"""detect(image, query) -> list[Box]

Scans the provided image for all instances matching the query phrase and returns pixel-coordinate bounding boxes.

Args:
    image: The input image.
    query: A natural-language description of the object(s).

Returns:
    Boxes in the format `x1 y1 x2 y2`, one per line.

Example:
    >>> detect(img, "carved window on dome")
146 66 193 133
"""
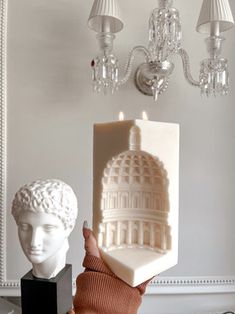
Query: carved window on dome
143 223 150 246
111 177 117 184
166 226 172 250
125 159 131 166
143 176 151 184
144 168 150 176
160 224 167 251
109 192 118 209
132 176 141 184
155 193 167 211
120 176 128 184
132 192 140 209
132 222 138 244
120 192 129 209
101 193 108 210
153 193 160 210
155 224 161 248
105 222 117 247
143 192 151 209
120 222 128 245
109 223 117 247
154 178 164 186
123 167 130 175
164 196 170 212
142 160 149 167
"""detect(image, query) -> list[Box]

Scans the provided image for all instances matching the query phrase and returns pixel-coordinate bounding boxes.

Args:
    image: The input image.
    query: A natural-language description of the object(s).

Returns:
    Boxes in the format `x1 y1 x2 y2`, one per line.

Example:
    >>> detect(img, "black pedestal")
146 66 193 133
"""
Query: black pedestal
21 264 72 314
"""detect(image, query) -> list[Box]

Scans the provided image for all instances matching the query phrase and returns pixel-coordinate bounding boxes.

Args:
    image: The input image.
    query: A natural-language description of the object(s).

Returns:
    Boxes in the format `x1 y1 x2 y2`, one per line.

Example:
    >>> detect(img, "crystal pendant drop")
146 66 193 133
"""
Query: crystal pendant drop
91 52 119 94
91 33 119 94
199 58 229 97
148 4 182 61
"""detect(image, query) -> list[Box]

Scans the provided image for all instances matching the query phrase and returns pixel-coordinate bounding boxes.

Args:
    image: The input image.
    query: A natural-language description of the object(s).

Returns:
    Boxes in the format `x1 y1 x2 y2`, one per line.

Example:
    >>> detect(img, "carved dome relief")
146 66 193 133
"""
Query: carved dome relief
98 126 171 255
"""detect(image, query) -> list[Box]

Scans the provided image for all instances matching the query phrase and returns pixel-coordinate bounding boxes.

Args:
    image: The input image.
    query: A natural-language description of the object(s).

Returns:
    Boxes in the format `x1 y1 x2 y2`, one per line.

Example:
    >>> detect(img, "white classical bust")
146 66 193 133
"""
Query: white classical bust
11 179 78 279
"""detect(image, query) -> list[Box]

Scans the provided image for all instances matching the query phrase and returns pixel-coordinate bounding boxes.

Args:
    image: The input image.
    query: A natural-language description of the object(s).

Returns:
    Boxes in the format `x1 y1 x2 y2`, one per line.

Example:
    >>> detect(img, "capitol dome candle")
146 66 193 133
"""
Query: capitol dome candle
93 119 179 287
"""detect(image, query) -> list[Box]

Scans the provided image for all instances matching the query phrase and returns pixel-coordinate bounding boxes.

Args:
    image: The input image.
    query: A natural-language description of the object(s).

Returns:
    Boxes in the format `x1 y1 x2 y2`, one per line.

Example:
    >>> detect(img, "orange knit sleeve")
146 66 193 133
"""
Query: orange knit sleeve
72 255 152 314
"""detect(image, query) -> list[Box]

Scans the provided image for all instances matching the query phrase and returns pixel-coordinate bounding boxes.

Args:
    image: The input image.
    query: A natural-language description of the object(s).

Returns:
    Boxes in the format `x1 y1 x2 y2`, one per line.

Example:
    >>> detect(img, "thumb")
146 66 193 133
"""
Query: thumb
83 221 100 258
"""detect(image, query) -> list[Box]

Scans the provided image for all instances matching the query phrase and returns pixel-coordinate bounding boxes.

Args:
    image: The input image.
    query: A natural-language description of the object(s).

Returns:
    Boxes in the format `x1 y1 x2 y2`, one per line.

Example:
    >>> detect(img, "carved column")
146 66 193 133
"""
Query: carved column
127 221 132 245
161 224 166 251
116 221 121 246
150 223 155 248
105 222 110 247
138 221 144 245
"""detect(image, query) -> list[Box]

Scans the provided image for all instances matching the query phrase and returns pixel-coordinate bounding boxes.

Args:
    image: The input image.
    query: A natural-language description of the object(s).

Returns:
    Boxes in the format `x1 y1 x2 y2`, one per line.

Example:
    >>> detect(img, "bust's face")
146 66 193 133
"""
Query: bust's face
18 211 68 265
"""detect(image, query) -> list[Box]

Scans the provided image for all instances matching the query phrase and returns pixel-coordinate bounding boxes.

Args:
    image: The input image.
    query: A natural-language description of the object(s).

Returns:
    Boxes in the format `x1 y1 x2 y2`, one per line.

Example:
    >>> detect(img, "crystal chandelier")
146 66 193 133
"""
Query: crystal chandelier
88 0 234 101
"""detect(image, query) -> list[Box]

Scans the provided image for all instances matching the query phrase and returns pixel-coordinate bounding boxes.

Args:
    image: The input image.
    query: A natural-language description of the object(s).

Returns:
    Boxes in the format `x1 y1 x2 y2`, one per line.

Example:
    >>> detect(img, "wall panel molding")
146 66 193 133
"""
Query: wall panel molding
1 276 235 296
0 0 7 289
147 276 235 294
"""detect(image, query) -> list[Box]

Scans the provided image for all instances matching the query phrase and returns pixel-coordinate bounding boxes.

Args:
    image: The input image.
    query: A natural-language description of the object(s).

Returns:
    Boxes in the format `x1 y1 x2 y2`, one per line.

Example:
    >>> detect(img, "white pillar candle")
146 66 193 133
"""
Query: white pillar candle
93 119 179 287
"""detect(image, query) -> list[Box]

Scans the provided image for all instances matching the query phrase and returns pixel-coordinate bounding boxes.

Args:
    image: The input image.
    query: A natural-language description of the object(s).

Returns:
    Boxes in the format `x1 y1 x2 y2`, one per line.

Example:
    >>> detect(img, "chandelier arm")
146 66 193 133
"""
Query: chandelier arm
177 48 200 87
118 46 151 86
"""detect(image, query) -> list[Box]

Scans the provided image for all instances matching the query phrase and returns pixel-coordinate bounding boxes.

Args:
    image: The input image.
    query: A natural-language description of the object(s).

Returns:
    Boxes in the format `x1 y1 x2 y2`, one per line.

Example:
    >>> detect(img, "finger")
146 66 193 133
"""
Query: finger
83 221 101 258
67 310 75 314
82 220 91 239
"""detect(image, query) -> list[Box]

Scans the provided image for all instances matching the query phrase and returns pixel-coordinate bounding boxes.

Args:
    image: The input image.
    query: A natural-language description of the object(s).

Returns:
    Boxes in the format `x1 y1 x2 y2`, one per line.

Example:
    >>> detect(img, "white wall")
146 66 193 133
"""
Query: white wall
3 0 235 313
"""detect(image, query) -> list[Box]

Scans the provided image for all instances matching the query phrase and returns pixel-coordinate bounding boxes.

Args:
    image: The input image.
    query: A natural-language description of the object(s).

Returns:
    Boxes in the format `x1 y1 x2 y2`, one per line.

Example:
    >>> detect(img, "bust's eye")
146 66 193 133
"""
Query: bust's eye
43 225 58 232
19 223 30 231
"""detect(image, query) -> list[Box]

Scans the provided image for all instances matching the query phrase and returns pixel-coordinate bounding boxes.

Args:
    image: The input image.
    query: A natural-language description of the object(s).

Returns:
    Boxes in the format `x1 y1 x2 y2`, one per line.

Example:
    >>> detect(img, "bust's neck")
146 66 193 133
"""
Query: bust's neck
32 240 69 279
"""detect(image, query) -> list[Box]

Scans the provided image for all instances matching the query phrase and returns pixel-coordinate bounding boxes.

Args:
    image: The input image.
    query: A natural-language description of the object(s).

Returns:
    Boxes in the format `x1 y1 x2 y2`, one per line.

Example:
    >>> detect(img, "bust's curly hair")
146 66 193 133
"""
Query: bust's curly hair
11 179 78 230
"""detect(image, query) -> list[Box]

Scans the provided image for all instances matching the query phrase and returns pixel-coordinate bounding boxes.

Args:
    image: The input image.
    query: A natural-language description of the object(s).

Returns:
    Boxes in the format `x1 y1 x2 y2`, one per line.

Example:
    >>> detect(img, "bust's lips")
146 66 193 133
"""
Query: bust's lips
28 249 43 255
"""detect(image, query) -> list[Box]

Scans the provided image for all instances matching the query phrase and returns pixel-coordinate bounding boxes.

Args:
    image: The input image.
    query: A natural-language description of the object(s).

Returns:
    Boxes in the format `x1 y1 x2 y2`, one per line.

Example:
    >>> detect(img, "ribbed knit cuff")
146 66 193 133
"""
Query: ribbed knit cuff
73 255 144 314
82 255 116 277
82 254 152 294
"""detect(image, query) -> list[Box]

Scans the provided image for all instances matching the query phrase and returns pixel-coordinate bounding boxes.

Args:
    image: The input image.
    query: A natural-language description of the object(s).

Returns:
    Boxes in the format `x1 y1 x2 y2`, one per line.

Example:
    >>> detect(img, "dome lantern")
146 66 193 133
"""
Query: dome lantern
129 125 141 151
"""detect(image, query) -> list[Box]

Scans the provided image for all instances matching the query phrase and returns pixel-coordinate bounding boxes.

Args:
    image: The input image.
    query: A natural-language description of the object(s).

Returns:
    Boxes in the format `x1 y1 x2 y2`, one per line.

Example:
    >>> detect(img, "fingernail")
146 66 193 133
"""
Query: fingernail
83 220 88 229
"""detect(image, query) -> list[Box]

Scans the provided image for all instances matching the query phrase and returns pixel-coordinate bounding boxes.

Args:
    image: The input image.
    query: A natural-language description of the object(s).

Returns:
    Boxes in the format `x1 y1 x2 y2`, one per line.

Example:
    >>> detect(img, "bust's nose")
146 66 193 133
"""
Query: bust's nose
30 227 43 248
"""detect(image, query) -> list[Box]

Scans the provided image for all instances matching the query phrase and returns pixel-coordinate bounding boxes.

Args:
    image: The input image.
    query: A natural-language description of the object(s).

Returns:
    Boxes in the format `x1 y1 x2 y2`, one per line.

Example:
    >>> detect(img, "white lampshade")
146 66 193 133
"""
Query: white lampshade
196 0 234 34
88 0 124 33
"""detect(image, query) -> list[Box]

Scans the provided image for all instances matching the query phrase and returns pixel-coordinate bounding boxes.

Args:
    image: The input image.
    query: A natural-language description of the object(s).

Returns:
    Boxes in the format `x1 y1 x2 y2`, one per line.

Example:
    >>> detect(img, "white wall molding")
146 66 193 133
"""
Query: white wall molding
1 276 235 296
0 0 7 290
147 276 235 295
